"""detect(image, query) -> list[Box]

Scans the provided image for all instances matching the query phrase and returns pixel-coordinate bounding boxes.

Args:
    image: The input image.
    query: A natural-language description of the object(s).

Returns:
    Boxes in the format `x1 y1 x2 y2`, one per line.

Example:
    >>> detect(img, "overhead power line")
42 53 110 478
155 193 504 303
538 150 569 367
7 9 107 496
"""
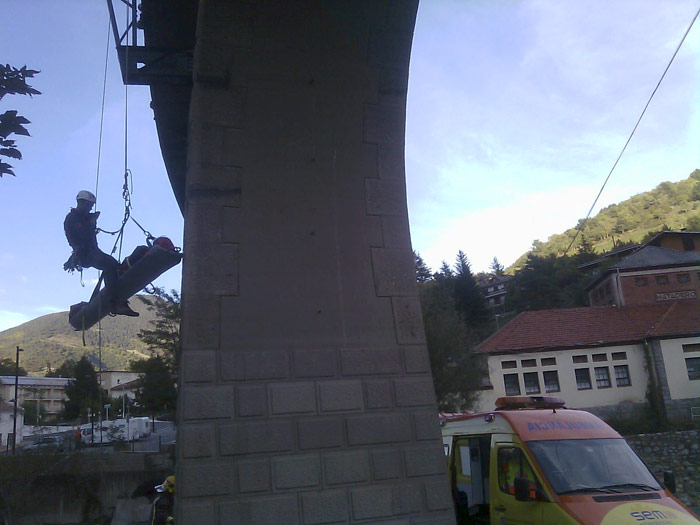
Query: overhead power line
564 4 700 257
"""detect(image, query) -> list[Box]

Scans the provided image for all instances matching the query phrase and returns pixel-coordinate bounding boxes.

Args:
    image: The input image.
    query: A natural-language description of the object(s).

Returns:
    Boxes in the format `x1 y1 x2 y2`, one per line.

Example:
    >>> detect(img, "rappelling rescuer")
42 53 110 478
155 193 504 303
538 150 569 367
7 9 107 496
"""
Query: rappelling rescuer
63 190 139 317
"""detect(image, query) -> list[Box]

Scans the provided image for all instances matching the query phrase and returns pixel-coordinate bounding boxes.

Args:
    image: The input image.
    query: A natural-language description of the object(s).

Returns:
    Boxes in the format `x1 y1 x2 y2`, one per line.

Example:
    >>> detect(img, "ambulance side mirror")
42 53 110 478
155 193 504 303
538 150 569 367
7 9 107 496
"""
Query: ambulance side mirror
663 471 676 494
514 477 531 502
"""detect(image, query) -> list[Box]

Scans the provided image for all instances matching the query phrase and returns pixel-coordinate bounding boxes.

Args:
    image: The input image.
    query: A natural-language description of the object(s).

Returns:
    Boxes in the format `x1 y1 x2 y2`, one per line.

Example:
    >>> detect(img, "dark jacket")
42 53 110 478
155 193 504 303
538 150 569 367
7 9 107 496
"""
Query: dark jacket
64 208 99 257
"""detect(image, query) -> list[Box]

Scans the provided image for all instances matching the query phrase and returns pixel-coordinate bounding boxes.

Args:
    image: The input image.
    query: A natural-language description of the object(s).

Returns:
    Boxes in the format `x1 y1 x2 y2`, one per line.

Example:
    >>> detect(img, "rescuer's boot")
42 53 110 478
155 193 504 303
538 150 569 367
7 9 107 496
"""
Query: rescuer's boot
111 301 139 317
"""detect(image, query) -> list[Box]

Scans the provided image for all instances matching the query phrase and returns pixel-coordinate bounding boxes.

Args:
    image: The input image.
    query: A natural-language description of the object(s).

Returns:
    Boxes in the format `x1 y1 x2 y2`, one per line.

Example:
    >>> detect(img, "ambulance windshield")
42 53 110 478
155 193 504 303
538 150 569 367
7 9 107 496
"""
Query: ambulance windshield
527 438 661 494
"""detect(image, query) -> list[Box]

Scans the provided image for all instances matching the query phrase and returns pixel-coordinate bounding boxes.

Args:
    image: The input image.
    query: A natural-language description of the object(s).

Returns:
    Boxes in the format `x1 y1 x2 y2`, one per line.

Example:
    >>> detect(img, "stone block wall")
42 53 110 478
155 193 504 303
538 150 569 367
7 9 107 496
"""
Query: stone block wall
176 1 454 523
627 430 700 509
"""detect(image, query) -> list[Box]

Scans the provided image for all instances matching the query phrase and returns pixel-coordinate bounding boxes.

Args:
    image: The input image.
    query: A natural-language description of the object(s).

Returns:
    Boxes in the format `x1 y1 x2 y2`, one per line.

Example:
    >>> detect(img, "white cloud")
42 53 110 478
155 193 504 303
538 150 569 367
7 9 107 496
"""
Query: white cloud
0 311 30 332
411 183 632 274
34 306 64 315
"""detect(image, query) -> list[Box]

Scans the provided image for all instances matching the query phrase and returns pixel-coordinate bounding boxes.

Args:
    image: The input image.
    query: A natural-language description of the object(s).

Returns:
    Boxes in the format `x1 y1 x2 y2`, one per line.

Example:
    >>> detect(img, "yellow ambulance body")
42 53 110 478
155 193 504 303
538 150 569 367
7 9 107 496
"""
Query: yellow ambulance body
441 396 699 525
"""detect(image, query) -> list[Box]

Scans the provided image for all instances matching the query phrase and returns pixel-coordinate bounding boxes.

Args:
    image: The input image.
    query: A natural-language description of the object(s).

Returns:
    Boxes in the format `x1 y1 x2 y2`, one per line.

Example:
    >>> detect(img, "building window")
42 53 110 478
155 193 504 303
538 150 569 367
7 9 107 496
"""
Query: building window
686 357 700 381
655 275 669 286
541 357 556 366
682 237 695 251
614 365 631 387
594 367 612 388
677 273 690 284
575 369 592 390
592 353 607 362
573 355 588 364
504 374 521 396
543 371 560 393
523 372 540 394
682 344 700 353
634 277 648 287
501 360 517 369
611 352 627 361
521 359 537 368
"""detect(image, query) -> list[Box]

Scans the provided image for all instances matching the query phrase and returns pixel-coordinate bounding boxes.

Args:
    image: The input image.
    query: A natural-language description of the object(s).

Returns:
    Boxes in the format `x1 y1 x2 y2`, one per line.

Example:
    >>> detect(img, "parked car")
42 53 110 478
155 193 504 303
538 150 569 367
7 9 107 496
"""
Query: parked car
22 434 66 454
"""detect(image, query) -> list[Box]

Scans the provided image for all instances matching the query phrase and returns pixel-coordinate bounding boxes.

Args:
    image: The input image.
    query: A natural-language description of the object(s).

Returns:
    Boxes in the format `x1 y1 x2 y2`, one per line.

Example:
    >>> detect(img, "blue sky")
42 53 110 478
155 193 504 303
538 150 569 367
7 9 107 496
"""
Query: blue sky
1 1 699 331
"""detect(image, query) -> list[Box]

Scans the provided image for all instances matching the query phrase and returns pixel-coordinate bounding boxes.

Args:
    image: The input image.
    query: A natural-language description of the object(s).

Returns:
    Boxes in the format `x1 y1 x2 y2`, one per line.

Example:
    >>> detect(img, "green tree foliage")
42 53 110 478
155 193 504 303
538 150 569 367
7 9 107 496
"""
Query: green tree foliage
62 356 101 422
137 288 181 375
414 251 433 283
416 250 492 410
489 257 505 276
686 213 700 232
21 398 47 426
109 393 134 419
506 252 597 312
134 355 177 419
0 64 40 177
452 251 490 339
437 260 453 280
419 282 487 411
0 357 27 376
45 358 77 378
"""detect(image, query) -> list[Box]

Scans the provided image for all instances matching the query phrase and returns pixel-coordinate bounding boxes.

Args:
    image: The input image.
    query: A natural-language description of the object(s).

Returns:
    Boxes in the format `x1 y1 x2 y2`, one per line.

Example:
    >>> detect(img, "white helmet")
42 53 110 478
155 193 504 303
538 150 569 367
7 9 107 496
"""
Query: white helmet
76 190 96 203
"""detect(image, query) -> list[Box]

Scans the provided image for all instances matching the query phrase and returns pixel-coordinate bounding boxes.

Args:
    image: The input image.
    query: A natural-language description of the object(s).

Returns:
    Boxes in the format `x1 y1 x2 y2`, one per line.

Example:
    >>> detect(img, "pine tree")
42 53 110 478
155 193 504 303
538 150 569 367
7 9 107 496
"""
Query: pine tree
414 251 433 283
452 251 490 338
489 256 505 276
437 260 453 280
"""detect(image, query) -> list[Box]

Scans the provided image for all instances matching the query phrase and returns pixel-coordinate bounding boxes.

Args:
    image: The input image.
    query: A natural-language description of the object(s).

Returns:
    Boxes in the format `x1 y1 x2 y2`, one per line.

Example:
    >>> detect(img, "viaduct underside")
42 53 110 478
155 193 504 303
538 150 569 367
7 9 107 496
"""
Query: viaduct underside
144 1 453 522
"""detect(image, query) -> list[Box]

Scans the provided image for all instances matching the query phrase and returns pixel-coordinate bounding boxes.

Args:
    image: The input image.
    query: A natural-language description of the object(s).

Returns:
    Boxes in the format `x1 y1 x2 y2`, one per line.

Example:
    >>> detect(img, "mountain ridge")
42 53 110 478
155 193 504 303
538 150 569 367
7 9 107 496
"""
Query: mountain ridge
510 169 700 270
0 296 158 375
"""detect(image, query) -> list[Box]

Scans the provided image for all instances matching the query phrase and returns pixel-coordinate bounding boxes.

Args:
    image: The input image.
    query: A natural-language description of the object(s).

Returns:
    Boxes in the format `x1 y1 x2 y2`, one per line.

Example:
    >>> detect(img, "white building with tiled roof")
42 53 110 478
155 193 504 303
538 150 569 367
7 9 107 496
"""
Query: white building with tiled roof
475 302 700 423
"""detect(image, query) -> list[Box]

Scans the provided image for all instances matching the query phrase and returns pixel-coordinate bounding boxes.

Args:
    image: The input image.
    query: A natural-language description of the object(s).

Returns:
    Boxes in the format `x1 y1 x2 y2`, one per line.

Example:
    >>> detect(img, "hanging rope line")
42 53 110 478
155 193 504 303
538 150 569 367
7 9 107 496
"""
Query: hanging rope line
94 19 111 209
563 4 700 257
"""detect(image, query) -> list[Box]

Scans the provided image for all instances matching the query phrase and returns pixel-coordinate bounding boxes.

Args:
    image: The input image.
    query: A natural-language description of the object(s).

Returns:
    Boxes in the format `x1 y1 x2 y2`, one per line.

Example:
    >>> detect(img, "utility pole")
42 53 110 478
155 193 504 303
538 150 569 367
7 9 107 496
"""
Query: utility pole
12 346 23 455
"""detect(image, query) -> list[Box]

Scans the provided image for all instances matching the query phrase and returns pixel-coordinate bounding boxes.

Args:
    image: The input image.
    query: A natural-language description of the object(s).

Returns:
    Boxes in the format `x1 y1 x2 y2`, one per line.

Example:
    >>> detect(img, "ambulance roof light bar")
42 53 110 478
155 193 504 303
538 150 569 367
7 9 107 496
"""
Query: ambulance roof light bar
495 396 566 410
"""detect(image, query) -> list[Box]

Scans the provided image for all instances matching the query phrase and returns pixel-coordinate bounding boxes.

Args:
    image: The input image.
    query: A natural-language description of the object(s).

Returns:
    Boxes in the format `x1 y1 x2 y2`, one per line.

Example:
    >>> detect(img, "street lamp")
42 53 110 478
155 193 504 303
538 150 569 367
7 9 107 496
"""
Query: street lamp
12 346 23 455
117 378 126 418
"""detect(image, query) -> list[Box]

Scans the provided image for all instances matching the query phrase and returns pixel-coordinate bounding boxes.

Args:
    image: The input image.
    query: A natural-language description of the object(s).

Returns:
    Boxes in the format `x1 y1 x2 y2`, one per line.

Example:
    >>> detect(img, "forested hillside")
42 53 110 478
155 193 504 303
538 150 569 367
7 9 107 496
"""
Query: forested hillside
511 169 700 270
0 296 157 374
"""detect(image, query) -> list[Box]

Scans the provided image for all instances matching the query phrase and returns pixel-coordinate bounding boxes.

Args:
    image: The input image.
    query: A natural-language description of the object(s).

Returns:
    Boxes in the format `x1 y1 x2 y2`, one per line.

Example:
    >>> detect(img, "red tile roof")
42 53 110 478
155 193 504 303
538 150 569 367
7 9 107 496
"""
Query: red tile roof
478 302 700 354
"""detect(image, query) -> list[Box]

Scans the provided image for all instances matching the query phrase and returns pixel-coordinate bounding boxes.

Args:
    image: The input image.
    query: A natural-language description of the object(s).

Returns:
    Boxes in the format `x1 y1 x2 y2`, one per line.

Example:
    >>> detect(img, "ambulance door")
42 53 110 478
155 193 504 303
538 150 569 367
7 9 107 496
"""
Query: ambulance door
452 437 489 523
490 444 544 525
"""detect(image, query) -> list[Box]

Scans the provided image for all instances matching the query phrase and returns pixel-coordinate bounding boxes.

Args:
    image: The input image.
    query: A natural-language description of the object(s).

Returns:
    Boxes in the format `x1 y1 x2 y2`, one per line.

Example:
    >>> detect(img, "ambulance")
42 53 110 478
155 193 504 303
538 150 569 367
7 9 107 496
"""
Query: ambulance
441 396 699 524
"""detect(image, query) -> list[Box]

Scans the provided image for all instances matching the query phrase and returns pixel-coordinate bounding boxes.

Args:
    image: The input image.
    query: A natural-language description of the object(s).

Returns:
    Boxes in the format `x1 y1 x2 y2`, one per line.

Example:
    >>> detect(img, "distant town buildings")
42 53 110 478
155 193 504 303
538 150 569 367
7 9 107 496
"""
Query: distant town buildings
586 246 700 307
0 376 70 420
477 274 513 312
476 231 700 424
0 370 142 423
586 231 700 307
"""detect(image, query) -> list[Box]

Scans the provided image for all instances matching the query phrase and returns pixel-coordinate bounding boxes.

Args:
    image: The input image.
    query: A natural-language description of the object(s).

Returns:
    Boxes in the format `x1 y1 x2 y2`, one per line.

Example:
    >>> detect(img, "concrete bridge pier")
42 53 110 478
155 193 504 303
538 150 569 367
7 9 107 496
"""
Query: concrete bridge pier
176 1 453 522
